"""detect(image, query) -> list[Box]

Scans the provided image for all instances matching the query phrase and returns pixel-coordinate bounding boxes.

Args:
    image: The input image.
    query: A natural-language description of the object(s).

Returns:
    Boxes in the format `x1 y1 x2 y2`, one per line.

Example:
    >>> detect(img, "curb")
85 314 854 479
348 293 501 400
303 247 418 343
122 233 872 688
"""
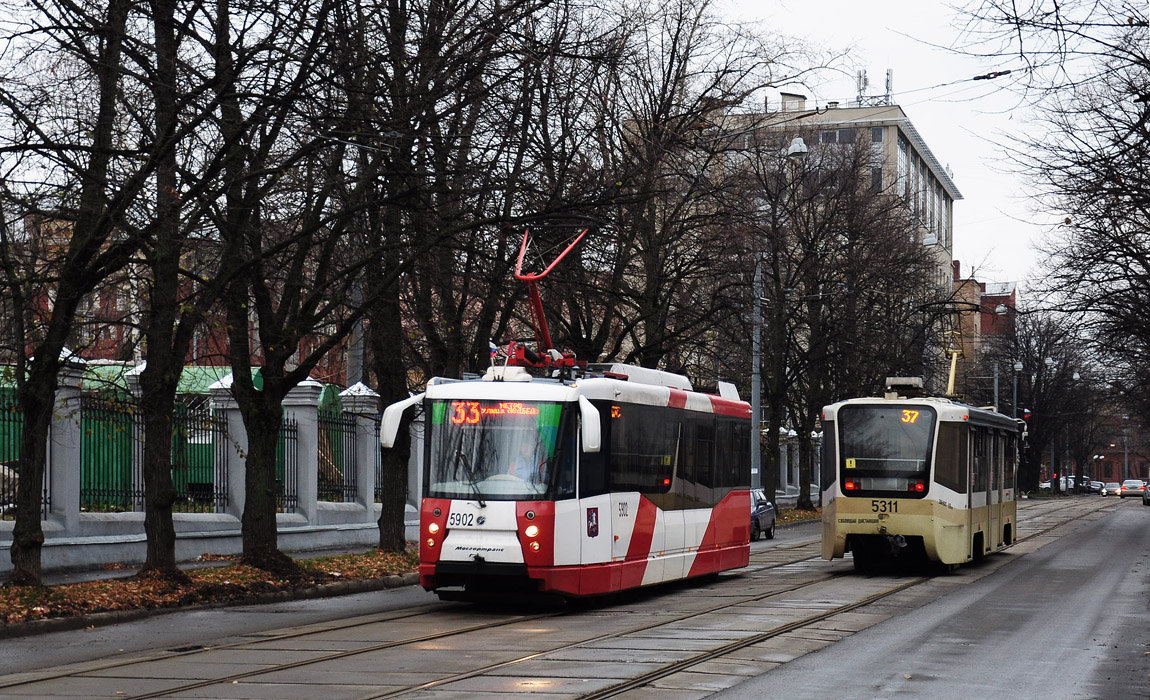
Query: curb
0 571 420 640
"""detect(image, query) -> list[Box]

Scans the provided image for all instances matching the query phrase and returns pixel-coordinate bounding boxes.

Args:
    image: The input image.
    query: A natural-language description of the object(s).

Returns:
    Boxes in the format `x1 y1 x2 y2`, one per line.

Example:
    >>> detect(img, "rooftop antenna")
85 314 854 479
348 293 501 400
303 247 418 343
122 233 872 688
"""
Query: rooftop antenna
885 69 894 103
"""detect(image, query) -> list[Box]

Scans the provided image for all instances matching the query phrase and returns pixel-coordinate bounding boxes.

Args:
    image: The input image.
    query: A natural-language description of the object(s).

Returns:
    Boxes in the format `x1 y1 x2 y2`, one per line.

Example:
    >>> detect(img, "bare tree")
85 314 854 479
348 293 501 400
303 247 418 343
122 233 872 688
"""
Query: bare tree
958 1 1150 430
0 0 153 585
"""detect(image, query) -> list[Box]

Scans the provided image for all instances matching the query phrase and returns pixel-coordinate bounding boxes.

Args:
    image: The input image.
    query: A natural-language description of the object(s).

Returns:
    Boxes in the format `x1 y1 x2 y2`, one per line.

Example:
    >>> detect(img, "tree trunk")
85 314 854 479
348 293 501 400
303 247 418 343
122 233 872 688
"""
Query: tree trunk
8 385 53 586
138 369 183 578
796 430 815 511
239 395 296 574
369 262 412 553
138 0 184 580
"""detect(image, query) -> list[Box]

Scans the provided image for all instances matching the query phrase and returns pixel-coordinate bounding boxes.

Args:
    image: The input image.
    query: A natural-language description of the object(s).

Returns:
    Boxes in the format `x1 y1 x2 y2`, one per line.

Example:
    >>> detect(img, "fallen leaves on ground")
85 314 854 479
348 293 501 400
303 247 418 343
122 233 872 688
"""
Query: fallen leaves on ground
0 548 419 626
777 506 821 524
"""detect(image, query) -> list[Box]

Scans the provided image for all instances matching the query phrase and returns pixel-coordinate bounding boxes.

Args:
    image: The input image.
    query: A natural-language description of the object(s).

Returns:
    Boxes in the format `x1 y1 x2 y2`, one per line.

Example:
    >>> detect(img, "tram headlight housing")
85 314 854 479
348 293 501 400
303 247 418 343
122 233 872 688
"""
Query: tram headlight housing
524 524 539 538
428 522 440 534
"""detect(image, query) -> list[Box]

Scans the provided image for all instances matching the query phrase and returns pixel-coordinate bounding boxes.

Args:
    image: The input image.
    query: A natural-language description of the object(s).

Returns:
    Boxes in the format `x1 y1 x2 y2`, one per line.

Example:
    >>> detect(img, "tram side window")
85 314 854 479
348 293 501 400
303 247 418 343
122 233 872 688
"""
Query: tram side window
579 409 609 498
971 428 988 492
679 421 698 485
695 421 715 487
934 423 967 492
992 432 1003 490
714 419 750 490
1004 434 1017 489
607 404 679 494
820 420 836 488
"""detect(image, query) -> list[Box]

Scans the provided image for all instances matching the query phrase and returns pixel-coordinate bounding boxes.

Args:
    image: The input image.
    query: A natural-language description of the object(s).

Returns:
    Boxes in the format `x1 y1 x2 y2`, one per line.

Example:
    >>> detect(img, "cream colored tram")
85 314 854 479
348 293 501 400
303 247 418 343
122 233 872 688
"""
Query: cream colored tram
820 391 1024 571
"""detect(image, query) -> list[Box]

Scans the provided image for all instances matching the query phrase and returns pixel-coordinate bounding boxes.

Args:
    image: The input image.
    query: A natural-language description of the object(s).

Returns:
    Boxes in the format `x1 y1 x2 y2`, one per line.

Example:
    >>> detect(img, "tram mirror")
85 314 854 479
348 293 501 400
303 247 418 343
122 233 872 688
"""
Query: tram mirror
579 396 601 453
380 393 425 448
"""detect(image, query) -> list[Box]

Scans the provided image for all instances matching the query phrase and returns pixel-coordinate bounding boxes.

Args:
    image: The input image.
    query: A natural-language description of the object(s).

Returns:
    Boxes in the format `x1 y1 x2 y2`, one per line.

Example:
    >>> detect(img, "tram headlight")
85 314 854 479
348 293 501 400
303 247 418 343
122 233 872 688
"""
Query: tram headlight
530 541 541 551
428 522 440 534
426 538 436 548
524 525 539 538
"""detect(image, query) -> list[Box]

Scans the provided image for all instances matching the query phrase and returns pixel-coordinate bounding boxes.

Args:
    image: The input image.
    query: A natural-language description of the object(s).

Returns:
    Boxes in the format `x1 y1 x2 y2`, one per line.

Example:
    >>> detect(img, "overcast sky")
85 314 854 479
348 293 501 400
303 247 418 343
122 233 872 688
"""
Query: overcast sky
723 0 1056 294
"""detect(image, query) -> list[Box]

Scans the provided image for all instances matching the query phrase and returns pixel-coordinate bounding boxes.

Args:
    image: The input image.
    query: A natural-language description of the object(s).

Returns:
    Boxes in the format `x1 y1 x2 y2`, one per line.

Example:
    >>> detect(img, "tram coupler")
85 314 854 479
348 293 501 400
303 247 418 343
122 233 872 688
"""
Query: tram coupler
879 528 908 558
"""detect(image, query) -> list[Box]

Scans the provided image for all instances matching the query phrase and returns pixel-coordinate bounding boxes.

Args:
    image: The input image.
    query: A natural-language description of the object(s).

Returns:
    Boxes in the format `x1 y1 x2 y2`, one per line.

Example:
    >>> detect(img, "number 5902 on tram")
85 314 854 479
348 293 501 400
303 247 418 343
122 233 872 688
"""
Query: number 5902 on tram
820 386 1025 571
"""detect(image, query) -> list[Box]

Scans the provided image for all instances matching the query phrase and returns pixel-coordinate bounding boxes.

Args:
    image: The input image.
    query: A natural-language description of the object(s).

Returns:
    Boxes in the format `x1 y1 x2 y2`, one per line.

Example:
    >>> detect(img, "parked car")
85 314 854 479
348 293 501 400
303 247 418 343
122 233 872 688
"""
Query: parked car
1143 484 1150 506
1119 479 1146 498
1101 482 1122 496
750 488 776 541
1039 476 1072 491
1089 481 1104 493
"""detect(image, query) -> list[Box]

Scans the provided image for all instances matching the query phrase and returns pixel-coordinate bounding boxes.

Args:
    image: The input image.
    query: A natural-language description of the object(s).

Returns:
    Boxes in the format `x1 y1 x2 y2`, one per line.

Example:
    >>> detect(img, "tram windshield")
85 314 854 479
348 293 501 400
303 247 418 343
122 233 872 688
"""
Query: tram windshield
837 405 936 496
425 399 576 501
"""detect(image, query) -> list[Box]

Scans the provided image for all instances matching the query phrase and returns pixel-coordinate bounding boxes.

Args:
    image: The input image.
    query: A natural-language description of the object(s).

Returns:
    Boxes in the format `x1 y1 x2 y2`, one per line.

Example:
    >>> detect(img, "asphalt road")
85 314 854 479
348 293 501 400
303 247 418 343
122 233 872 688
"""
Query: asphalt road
713 500 1150 700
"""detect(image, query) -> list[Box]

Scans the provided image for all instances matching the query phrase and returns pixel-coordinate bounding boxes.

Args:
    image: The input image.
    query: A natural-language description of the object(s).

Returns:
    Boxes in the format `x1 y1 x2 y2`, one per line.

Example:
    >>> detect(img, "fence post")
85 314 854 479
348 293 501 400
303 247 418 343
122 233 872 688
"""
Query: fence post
208 375 247 519
49 356 85 533
340 382 379 522
283 380 322 524
124 363 145 511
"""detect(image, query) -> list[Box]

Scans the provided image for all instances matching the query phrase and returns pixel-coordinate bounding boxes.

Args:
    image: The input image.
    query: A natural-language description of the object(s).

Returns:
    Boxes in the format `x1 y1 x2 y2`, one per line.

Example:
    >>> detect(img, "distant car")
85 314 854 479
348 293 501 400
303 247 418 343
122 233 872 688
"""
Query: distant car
1089 481 1104 493
750 488 776 541
1101 482 1122 496
1119 479 1146 498
1039 477 1071 491
1143 484 1150 506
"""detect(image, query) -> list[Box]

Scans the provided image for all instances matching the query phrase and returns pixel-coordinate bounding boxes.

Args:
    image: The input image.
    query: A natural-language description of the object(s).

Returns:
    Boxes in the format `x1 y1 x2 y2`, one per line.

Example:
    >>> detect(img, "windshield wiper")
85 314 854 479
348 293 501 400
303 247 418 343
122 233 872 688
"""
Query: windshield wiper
454 447 486 508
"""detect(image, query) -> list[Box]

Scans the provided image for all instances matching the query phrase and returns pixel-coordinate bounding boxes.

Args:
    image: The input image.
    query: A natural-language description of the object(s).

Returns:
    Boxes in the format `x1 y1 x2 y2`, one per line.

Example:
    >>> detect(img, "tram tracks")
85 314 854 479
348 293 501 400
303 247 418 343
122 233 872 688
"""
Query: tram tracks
0 551 842 699
0 498 1119 700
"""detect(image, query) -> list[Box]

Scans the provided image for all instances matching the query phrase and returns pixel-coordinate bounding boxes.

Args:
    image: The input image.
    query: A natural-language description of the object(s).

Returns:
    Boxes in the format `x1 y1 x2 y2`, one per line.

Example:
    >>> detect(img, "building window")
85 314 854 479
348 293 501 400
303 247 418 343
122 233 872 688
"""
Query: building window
871 166 883 192
871 127 883 143
897 136 908 198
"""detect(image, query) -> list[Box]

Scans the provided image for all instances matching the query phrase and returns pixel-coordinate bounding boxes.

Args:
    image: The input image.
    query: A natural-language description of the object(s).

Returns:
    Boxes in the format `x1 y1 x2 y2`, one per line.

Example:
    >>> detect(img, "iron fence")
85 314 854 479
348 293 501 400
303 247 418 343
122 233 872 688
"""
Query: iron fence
276 417 299 513
81 396 230 513
80 396 141 511
171 405 228 513
318 412 358 502
0 395 50 517
374 420 383 503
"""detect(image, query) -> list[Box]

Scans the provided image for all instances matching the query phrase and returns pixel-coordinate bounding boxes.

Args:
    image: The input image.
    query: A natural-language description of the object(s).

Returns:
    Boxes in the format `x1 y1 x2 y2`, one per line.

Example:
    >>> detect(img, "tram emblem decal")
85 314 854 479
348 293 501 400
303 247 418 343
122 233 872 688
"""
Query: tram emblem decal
587 507 599 537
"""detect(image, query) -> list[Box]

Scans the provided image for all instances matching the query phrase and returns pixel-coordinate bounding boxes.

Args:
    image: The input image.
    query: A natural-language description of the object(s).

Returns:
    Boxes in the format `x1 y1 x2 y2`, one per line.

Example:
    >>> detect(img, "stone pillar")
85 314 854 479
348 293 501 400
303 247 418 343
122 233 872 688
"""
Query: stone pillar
778 433 791 494
283 380 322 524
208 375 247 519
340 382 380 521
48 357 86 533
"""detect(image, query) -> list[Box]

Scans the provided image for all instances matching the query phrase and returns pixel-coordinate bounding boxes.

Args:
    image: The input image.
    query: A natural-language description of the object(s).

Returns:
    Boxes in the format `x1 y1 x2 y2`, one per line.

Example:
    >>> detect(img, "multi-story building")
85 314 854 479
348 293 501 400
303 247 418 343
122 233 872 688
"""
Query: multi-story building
952 260 1018 406
771 92 962 291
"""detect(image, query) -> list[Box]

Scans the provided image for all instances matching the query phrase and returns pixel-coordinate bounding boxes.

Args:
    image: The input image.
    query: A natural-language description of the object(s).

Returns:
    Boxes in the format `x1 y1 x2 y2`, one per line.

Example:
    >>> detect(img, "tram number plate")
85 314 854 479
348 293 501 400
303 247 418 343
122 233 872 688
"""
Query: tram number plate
870 500 898 514
447 512 476 527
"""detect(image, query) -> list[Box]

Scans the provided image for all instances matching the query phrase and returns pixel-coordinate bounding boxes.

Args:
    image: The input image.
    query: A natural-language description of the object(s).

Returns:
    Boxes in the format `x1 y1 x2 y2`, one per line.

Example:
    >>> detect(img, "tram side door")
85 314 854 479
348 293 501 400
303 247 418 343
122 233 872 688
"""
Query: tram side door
966 427 974 561
988 431 1002 548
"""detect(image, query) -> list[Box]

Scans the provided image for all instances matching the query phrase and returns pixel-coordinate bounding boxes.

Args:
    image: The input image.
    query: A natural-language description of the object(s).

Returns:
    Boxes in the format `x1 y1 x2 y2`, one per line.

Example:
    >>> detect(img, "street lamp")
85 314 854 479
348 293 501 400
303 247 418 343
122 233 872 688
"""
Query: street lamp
1012 360 1023 418
751 136 807 489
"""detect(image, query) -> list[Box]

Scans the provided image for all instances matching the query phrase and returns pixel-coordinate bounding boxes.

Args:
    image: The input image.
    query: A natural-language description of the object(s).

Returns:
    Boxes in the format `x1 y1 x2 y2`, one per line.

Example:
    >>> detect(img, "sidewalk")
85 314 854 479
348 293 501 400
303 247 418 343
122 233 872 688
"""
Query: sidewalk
39 543 383 586
3 545 420 640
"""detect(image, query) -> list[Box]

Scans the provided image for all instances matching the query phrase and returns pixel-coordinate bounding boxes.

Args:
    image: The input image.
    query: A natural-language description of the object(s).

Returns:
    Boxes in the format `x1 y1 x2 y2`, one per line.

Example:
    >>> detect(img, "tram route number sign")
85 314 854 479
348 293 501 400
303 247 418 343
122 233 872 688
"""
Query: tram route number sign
450 400 540 424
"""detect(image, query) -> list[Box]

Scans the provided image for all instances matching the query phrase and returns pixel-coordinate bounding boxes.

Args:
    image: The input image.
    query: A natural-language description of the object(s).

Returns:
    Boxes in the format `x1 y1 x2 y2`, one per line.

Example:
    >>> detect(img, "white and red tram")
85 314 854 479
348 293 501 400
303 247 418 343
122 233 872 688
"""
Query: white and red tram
381 363 752 599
